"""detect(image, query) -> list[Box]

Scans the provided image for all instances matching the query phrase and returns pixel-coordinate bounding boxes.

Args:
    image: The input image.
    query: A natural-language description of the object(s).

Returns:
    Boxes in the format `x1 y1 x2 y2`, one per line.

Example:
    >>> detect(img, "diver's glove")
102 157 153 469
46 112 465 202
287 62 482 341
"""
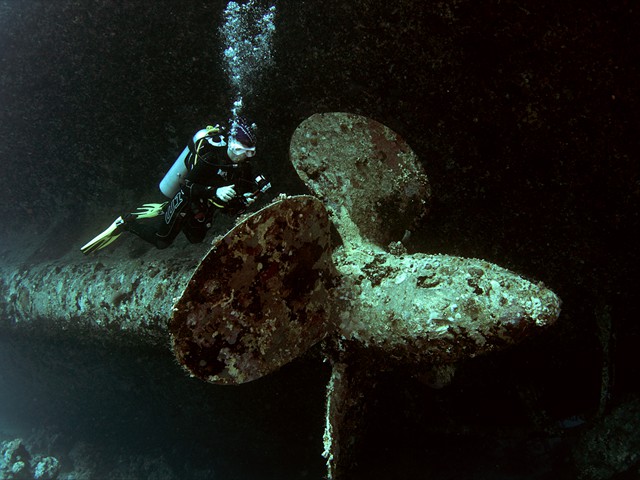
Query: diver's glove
242 193 257 206
216 185 236 202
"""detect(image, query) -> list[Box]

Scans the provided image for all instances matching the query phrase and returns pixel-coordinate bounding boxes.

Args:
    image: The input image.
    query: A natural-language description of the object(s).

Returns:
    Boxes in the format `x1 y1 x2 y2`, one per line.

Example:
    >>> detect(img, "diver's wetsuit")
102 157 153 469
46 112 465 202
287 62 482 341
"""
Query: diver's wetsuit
127 133 255 249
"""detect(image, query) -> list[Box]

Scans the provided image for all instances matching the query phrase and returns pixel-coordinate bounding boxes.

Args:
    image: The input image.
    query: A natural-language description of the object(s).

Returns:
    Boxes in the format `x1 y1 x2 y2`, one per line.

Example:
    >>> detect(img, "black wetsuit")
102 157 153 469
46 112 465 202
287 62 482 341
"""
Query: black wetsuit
127 133 255 249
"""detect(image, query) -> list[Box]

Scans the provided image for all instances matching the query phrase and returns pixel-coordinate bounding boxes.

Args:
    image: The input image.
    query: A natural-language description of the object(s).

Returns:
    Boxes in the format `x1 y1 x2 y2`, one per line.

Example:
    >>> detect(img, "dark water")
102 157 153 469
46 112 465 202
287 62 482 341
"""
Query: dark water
0 331 327 479
1 0 639 479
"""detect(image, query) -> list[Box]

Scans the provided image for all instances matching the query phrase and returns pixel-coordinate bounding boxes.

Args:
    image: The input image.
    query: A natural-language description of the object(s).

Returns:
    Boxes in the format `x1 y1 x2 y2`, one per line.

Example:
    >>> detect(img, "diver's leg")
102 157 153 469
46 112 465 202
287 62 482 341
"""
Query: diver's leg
182 219 207 244
182 208 214 244
125 218 177 249
127 189 187 249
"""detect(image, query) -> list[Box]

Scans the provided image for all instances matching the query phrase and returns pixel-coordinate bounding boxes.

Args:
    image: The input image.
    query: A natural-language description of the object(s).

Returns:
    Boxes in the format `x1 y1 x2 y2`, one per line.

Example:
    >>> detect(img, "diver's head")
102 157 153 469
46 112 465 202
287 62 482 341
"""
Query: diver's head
227 117 257 163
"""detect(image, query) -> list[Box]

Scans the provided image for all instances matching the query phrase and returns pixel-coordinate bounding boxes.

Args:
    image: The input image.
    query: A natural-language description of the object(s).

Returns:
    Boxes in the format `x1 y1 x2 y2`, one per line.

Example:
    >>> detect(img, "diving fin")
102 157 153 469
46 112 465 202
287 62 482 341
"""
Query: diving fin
80 216 126 255
81 203 166 254
133 203 166 219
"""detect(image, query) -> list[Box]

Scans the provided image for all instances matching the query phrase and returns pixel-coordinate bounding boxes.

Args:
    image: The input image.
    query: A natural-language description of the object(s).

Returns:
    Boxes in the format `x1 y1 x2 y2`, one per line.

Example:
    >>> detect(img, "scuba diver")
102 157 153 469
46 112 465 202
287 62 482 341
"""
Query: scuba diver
81 118 271 254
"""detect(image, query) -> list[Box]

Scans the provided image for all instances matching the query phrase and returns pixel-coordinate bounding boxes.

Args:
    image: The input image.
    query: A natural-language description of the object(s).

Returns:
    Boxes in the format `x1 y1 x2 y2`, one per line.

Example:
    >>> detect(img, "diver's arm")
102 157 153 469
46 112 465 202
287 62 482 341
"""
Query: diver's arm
185 182 235 203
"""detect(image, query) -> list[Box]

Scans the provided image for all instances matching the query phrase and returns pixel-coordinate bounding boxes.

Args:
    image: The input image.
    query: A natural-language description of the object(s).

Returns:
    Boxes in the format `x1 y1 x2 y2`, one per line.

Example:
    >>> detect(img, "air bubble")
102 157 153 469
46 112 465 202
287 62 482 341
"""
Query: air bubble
221 1 277 116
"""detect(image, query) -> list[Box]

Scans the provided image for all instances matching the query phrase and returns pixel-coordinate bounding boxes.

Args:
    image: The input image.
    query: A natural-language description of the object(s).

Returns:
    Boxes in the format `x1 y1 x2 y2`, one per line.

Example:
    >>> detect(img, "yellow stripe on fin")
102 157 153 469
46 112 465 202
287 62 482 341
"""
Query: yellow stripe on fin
132 203 167 219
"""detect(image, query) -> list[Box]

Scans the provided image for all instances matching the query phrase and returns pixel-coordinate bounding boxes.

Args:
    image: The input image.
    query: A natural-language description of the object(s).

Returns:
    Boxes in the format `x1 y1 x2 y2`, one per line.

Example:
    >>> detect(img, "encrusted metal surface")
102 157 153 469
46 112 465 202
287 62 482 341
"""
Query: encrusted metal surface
321 246 561 479
333 247 561 364
289 113 562 480
170 195 338 385
0 110 564 480
290 112 431 247
0 250 193 347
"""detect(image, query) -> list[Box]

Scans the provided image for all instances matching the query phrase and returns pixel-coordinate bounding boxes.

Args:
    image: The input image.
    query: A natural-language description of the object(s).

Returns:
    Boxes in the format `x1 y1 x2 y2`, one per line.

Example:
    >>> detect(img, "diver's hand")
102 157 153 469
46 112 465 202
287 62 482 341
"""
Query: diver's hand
216 185 236 202
243 193 257 205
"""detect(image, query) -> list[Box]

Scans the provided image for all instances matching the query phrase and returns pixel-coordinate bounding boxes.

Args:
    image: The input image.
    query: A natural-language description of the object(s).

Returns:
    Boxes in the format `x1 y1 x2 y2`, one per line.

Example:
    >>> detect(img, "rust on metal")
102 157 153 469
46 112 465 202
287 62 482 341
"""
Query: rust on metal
170 195 338 385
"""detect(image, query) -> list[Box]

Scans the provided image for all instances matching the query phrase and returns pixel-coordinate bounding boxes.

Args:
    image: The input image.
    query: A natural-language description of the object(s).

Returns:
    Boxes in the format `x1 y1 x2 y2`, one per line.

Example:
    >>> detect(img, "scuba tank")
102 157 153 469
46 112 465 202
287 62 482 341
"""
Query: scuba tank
159 126 225 198
159 145 189 198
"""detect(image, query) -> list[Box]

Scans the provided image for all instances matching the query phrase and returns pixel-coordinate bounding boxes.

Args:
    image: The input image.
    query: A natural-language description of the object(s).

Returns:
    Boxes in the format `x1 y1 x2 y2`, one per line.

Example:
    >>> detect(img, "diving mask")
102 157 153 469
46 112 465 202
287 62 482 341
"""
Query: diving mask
228 138 256 158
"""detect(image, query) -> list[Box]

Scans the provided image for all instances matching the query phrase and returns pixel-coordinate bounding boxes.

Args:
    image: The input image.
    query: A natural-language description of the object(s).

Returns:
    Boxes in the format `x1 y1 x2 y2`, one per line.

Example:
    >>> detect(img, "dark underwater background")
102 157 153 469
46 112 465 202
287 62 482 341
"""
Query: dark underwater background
0 0 638 479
